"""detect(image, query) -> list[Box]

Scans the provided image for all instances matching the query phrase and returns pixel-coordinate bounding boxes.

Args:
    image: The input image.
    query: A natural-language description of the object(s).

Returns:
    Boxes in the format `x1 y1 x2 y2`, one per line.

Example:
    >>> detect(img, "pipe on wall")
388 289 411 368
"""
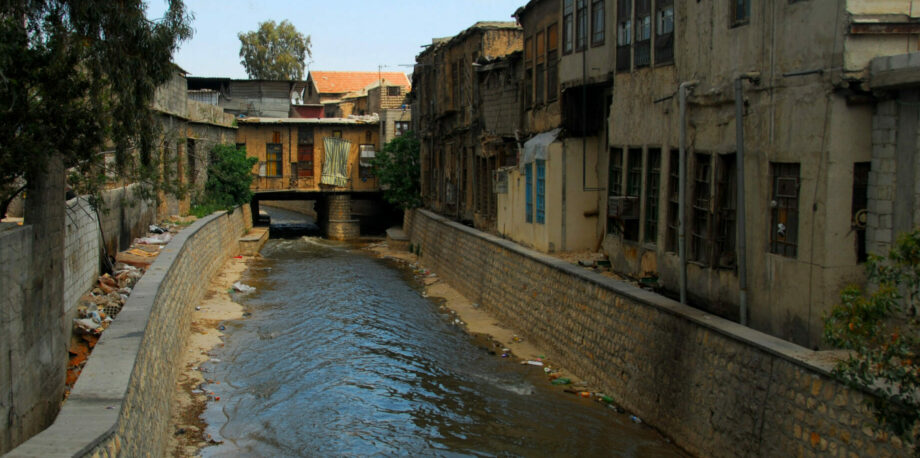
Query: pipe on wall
678 81 698 305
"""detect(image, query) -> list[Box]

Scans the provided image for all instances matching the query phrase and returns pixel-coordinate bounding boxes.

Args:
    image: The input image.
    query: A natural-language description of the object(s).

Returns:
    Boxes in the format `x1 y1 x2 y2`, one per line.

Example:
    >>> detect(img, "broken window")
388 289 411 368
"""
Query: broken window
715 154 737 268
691 153 712 264
634 0 651 68
616 0 631 72
576 0 588 51
608 147 624 234
655 0 674 65
563 0 574 54
644 148 661 244
591 0 605 46
623 148 643 241
266 143 283 177
769 162 799 258
852 162 870 263
666 149 679 252
547 23 559 101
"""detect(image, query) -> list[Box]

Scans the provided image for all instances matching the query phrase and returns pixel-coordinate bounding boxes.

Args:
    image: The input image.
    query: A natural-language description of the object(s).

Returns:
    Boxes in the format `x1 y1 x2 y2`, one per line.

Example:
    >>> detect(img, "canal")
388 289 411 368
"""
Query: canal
199 208 684 456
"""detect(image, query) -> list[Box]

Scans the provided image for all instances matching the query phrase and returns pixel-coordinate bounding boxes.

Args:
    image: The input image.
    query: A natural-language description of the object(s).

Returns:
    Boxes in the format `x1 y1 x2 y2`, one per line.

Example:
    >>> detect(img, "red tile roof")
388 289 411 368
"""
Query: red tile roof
309 71 411 95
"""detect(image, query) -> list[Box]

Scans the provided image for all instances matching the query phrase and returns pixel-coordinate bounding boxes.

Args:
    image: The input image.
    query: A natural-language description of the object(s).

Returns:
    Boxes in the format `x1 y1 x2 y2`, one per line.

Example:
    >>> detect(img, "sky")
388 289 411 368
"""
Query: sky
145 0 525 79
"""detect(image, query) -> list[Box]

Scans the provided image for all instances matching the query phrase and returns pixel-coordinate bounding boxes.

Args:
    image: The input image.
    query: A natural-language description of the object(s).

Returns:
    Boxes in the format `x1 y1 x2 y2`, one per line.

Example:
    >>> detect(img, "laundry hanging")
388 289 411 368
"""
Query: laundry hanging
321 137 352 187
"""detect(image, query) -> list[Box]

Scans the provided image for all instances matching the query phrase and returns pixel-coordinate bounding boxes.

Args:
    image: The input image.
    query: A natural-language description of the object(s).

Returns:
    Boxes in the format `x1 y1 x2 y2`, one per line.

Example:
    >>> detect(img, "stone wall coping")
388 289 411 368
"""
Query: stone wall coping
415 209 836 376
6 209 236 457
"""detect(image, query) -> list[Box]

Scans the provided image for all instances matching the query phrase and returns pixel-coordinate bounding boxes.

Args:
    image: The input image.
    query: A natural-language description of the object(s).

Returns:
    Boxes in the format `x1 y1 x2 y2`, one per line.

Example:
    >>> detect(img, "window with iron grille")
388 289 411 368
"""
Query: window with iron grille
525 162 534 223
634 0 651 67
608 147 624 234
387 86 401 97
359 145 375 180
536 160 546 224
691 153 712 264
655 0 674 65
852 162 870 263
297 127 314 178
266 143 283 177
563 0 574 54
666 149 679 251
644 148 661 244
769 162 799 257
715 154 737 268
591 0 605 46
616 0 631 71
547 23 559 101
536 30 545 105
524 36 533 108
576 0 588 50
732 0 750 26
623 147 643 241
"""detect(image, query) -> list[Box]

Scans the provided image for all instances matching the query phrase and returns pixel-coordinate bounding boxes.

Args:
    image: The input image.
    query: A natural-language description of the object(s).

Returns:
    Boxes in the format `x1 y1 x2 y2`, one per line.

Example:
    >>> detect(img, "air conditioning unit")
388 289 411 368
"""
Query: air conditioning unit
608 196 639 220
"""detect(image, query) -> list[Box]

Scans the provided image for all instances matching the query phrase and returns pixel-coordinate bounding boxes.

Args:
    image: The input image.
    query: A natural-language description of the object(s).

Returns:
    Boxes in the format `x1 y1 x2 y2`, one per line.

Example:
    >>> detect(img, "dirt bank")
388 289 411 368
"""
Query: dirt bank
167 255 250 457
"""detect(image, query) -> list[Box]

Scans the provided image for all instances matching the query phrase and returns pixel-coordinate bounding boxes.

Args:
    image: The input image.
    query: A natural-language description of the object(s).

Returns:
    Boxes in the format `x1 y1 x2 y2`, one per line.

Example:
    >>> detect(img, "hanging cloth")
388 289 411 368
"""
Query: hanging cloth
519 128 561 171
321 137 352 187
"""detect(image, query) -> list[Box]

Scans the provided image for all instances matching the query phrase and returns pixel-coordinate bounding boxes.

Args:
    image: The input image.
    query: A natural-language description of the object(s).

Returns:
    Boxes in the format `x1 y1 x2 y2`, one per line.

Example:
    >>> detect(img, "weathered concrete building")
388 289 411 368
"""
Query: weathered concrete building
413 21 523 228
601 0 920 347
185 77 304 118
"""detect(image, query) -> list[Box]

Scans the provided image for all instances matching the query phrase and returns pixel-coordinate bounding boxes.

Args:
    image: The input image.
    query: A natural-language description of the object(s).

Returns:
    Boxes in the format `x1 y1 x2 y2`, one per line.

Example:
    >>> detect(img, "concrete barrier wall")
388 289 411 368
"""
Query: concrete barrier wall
8 206 251 458
64 198 101 322
405 209 908 457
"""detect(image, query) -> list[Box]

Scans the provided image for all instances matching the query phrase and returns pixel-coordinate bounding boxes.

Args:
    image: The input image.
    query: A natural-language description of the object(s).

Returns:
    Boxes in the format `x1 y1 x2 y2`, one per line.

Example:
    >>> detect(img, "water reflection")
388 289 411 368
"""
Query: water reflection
200 237 683 457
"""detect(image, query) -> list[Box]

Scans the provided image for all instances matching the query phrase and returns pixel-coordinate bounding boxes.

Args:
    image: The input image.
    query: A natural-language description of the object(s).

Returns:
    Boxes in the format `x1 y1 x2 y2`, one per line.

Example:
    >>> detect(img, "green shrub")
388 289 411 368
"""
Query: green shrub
191 144 257 215
370 131 421 210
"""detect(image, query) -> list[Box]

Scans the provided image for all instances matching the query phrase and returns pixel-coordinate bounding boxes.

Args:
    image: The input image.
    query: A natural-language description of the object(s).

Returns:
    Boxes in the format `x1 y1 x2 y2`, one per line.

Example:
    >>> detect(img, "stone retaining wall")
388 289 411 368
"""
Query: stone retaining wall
405 209 908 457
7 206 251 458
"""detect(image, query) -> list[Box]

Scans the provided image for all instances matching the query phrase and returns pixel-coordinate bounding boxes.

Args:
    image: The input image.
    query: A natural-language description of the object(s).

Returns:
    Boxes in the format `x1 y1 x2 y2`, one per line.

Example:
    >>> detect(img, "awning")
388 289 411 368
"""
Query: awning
321 137 351 187
520 128 561 170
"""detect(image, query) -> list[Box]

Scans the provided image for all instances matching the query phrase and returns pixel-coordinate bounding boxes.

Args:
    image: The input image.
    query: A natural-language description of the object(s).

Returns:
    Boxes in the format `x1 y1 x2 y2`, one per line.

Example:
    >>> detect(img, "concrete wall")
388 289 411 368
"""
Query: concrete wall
379 109 412 146
99 184 157 256
63 198 101 321
0 224 34 453
405 208 909 458
8 206 252 458
260 200 317 218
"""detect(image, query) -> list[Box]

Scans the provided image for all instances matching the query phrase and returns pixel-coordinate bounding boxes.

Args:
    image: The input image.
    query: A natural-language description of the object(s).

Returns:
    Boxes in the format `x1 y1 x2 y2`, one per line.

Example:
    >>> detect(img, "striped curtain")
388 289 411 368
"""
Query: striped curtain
321 137 351 187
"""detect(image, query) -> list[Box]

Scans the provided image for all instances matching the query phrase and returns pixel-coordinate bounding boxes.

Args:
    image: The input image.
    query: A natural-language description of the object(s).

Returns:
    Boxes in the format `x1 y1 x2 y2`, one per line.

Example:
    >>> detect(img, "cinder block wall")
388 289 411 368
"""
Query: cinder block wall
405 209 908 458
64 197 101 320
8 206 252 458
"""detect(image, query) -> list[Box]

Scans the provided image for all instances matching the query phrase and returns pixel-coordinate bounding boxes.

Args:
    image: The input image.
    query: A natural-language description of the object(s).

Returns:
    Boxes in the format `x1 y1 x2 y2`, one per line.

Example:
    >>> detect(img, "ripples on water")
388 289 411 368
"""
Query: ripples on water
200 237 683 457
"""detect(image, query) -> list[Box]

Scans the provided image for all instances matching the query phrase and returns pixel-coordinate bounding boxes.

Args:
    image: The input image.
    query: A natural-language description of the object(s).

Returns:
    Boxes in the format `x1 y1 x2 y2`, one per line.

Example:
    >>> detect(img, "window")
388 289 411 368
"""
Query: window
769 162 799 257
536 160 546 224
715 154 737 267
655 0 674 64
635 0 651 67
186 139 196 182
608 148 624 234
451 60 459 108
297 144 314 177
616 0 632 72
644 148 661 244
624 148 643 241
266 143 282 177
536 30 546 105
332 130 342 138
387 86 401 97
394 121 409 137
366 130 372 142
732 0 750 26
563 0 575 54
547 23 559 101
524 36 534 107
591 0 605 46
525 163 534 223
359 145 375 180
691 154 712 264
576 0 588 50
852 162 870 263
666 150 679 251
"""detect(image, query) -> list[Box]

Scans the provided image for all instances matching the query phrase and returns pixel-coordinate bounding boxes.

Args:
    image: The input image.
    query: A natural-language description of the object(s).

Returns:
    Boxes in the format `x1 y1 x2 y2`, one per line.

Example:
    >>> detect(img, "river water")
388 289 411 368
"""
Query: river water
200 211 684 457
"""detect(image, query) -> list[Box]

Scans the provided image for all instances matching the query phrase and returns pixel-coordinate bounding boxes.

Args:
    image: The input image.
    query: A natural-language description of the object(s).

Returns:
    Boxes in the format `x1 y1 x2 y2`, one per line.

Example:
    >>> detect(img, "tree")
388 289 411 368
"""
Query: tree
238 20 311 80
370 132 421 210
199 144 258 209
0 0 192 213
824 228 920 449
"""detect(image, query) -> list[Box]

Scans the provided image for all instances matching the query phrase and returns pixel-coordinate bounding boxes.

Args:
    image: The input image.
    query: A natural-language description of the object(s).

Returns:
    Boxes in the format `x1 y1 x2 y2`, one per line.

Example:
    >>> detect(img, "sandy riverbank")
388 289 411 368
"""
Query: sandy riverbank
167 255 250 457
364 241 592 393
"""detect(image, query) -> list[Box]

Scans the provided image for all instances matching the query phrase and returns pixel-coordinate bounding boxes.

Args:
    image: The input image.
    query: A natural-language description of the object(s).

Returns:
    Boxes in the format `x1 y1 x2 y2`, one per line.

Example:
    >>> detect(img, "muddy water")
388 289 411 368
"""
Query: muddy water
200 236 684 457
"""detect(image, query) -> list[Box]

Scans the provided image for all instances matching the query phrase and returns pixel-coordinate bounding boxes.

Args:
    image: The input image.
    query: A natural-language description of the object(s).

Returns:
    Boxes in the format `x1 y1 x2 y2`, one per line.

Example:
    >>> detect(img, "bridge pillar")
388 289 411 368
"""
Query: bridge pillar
324 194 360 241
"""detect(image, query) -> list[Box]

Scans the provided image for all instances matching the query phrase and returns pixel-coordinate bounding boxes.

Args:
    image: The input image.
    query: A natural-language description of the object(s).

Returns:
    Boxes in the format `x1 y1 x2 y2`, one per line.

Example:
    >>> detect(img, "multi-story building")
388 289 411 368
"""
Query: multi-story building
602 0 920 347
413 22 523 226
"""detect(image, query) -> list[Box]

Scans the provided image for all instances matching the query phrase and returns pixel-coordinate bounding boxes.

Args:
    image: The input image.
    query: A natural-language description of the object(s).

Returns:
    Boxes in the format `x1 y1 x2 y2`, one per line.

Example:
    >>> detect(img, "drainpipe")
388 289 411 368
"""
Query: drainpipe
678 81 698 305
734 73 759 326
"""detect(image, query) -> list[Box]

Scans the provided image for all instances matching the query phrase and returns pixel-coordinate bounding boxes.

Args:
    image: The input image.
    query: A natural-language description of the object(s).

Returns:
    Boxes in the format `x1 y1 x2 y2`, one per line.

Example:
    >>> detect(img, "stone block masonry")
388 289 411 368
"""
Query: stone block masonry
7 206 252 458
405 209 909 457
